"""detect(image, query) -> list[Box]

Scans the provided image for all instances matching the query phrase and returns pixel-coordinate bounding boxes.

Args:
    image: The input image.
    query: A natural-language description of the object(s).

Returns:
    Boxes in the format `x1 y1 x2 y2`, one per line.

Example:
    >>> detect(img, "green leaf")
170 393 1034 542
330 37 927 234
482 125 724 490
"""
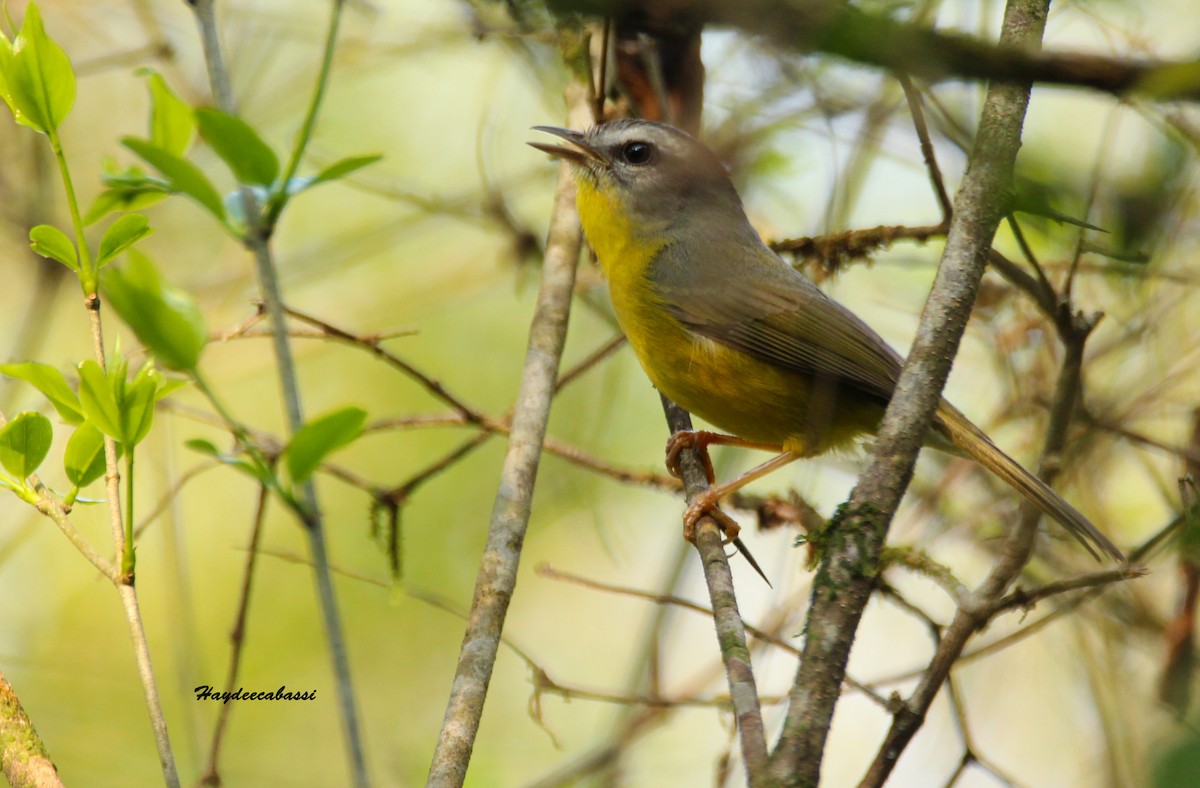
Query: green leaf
285 155 382 196
97 214 152 268
0 4 75 132
28 224 78 271
77 360 122 442
195 108 279 186
0 412 53 478
185 438 221 457
121 137 226 221
122 365 157 447
285 406 367 484
154 376 189 401
64 421 109 487
76 357 160 448
84 187 169 226
137 67 194 157
0 361 83 424
86 160 173 225
101 250 206 371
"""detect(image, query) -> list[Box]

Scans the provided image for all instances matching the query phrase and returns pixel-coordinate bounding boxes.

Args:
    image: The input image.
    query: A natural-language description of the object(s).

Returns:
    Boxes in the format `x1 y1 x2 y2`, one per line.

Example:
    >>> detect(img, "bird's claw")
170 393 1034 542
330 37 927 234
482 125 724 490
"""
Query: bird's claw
666 430 716 485
682 489 740 544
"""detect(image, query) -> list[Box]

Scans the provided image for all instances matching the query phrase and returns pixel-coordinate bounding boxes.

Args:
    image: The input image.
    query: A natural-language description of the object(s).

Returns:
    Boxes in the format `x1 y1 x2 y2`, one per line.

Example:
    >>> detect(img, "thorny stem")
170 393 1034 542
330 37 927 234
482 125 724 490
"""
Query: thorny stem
612 18 771 781
660 397 771 782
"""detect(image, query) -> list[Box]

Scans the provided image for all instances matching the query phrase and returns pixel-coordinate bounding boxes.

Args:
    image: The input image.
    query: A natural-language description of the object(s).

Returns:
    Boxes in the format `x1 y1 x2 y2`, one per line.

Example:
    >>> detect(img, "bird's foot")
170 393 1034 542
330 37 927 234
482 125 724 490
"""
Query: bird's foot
666 430 719 484
682 488 740 544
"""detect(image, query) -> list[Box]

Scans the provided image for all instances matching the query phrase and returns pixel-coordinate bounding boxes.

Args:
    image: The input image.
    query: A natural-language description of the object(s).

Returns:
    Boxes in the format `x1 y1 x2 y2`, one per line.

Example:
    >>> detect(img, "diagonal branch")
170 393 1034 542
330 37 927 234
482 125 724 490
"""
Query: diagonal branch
769 1 1053 783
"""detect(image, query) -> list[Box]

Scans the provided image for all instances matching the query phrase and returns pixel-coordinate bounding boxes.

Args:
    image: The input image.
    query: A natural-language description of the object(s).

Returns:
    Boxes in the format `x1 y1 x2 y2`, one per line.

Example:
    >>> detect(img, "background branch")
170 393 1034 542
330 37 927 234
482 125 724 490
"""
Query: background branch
426 80 589 787
770 1 1056 783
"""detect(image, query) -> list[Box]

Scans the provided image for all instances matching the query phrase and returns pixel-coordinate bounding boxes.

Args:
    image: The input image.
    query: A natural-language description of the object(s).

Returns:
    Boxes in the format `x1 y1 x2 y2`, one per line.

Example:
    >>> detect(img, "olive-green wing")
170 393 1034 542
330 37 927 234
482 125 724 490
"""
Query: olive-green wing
650 239 904 405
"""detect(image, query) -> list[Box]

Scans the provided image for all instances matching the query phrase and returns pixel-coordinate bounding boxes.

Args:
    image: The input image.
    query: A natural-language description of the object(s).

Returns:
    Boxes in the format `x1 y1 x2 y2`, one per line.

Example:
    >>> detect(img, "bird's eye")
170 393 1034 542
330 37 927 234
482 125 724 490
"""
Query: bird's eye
620 141 656 166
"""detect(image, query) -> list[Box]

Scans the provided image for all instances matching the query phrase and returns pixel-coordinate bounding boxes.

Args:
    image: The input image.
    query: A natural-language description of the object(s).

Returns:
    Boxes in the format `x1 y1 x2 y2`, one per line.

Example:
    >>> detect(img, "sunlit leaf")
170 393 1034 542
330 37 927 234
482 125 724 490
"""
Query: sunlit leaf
97 213 152 268
28 224 78 271
285 154 382 196
83 187 169 226
77 360 122 442
137 67 194 156
186 438 274 485
64 421 109 487
0 4 75 132
0 361 83 424
154 377 189 401
123 365 157 447
0 411 52 478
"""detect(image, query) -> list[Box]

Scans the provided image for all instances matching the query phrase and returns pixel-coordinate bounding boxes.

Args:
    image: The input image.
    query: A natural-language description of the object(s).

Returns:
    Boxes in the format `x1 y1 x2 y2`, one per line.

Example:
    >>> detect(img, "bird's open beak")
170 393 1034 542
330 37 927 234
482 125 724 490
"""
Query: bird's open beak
527 126 603 166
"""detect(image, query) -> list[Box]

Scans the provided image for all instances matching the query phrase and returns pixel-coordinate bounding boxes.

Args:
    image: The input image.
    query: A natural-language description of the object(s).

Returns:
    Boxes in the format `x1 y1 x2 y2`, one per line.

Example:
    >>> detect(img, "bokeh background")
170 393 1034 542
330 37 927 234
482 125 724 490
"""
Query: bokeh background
1 0 1199 785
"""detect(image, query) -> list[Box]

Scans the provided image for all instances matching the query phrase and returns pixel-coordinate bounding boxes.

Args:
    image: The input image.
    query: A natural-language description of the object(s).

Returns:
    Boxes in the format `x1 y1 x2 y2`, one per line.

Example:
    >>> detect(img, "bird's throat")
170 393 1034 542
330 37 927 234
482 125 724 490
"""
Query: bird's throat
574 177 666 282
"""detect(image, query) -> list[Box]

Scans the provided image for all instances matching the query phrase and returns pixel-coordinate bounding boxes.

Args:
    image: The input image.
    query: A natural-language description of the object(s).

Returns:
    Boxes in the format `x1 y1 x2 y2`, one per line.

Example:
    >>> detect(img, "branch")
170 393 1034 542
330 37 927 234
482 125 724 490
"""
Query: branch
425 82 588 787
561 0 1200 100
985 566 1147 617
538 564 890 709
187 2 367 781
0 668 61 788
770 223 947 278
769 2 1051 783
200 483 270 785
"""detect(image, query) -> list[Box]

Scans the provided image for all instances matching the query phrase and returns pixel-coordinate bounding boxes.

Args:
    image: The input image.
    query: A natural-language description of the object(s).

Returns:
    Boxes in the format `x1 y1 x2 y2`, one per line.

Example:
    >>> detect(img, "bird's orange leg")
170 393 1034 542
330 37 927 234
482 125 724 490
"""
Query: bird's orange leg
672 436 801 542
665 430 783 484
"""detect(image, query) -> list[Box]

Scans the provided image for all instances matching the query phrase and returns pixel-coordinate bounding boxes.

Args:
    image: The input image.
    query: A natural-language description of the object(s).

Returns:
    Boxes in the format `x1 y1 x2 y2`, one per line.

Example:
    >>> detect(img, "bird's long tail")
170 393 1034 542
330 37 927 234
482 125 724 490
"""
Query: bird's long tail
934 402 1124 563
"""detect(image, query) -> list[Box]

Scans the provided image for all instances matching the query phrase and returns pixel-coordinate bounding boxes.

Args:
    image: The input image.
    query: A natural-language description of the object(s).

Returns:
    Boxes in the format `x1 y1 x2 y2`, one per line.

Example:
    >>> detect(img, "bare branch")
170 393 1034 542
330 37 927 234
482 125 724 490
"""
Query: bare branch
426 81 588 787
771 2 1053 783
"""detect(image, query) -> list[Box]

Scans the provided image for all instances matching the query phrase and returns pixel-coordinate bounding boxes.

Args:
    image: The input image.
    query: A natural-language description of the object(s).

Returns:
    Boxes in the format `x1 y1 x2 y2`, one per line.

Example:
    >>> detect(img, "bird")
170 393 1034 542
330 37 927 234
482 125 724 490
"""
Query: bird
529 118 1123 563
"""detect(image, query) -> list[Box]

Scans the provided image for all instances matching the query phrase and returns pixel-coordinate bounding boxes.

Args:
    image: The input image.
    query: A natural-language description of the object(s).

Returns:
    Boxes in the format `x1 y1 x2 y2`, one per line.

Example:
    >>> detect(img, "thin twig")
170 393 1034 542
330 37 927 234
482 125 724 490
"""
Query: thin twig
281 305 484 423
30 490 119 581
554 334 626 393
86 298 180 786
897 73 953 221
538 564 889 708
985 566 1147 617
200 483 270 786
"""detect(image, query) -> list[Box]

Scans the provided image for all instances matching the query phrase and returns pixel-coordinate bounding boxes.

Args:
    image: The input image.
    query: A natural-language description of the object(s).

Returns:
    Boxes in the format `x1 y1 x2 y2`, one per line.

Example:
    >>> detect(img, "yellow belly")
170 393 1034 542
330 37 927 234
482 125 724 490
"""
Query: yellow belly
616 287 884 457
575 177 882 455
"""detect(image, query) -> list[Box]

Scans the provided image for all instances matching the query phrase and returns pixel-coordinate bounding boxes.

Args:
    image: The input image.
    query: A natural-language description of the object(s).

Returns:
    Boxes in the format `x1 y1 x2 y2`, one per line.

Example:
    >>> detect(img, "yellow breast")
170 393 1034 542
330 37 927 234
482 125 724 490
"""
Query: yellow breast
574 178 882 456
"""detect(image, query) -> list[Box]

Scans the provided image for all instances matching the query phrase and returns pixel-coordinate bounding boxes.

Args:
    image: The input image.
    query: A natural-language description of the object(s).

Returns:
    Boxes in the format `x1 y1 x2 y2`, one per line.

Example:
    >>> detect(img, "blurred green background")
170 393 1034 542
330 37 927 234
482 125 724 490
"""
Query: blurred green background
1 0 1199 785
